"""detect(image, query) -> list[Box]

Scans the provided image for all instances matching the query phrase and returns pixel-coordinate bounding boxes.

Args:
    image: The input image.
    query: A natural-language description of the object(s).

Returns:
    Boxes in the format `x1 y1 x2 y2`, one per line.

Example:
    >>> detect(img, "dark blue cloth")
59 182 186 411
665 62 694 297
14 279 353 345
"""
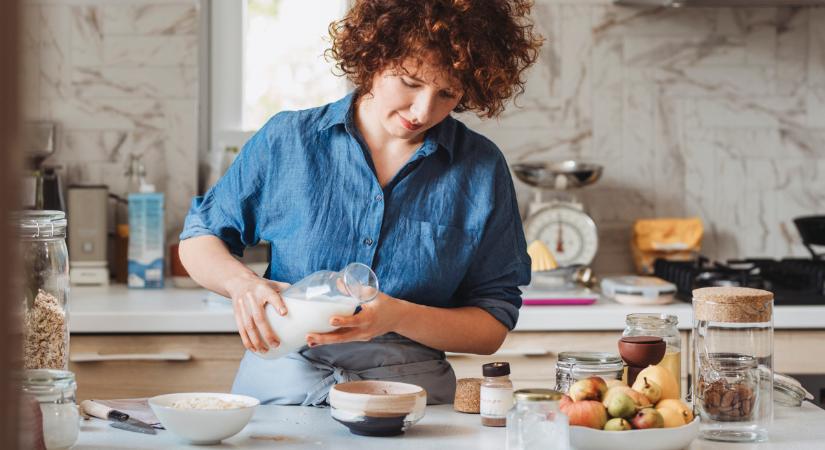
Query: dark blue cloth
180 92 530 330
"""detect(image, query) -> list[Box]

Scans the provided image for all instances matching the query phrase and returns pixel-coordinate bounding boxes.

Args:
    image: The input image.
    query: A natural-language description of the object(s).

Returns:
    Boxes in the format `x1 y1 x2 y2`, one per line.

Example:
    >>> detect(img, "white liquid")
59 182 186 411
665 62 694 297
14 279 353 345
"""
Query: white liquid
256 295 359 360
41 403 79 449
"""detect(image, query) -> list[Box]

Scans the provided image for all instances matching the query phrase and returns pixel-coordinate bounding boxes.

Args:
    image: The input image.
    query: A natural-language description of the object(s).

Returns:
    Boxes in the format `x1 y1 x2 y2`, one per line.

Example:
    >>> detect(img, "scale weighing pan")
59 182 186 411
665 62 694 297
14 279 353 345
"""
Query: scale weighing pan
511 160 603 190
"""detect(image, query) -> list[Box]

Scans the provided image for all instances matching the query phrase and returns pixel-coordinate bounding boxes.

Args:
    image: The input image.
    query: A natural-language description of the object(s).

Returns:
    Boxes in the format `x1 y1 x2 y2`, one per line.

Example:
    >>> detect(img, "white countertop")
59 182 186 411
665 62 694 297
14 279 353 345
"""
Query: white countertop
73 403 825 450
68 285 825 334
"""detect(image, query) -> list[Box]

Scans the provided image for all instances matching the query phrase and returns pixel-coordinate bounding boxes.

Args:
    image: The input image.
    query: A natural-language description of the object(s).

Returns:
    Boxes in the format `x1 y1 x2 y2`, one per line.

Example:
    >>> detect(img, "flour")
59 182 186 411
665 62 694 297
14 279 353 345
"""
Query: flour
256 295 359 360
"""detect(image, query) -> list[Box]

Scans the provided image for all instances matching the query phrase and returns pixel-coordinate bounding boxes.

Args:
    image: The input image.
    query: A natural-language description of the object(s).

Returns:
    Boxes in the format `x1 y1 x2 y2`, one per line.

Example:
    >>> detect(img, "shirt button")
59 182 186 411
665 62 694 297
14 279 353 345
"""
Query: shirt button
363 238 374 246
375 194 383 202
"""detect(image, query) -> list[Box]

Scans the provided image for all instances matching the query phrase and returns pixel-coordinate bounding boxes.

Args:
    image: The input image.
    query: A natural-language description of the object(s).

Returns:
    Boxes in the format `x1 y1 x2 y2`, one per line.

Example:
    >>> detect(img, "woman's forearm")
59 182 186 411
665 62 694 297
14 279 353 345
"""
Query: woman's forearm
392 300 508 355
178 235 258 297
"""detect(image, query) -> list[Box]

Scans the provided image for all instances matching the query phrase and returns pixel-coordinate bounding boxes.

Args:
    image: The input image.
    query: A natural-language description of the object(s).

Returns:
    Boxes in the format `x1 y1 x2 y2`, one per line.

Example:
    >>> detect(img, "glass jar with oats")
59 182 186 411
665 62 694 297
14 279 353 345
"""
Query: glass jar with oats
16 211 70 370
692 287 773 443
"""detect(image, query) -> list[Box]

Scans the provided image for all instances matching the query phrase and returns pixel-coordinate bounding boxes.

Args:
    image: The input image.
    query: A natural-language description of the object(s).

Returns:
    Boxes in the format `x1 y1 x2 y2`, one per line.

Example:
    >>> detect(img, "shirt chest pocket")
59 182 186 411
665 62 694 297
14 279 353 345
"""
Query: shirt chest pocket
388 217 481 303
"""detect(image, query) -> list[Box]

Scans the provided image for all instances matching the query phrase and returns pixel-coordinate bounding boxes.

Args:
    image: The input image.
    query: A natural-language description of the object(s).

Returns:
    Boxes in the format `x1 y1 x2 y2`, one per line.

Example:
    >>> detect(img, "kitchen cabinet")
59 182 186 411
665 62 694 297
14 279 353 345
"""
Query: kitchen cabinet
70 330 825 401
69 334 244 401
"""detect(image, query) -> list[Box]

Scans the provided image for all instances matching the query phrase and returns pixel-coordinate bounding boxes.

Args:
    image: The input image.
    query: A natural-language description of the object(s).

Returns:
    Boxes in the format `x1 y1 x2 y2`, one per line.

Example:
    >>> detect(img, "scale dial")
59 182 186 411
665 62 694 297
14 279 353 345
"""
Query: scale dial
524 203 598 267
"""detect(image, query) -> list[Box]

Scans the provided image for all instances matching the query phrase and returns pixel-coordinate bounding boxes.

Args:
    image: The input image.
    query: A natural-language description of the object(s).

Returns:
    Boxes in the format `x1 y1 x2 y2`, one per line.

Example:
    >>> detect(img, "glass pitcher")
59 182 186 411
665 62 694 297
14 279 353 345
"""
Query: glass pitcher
256 263 379 360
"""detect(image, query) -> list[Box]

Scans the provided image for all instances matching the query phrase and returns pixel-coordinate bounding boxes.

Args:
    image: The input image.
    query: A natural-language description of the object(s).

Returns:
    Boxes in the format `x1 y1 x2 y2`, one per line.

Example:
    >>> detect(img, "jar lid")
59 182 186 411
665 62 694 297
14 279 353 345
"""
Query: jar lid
773 373 814 407
20 369 76 400
557 351 623 366
13 210 67 239
483 362 510 377
692 287 773 323
514 389 564 402
625 312 678 327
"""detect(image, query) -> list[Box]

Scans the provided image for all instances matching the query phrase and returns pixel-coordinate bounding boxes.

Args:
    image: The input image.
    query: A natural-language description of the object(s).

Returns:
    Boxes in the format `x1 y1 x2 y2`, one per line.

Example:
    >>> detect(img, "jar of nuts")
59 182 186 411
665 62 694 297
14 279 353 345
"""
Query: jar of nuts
692 287 773 443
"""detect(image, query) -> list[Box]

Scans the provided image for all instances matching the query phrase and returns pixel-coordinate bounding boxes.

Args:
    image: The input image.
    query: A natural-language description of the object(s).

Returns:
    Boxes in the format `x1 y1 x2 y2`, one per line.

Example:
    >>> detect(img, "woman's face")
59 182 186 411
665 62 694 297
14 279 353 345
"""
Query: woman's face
366 57 463 141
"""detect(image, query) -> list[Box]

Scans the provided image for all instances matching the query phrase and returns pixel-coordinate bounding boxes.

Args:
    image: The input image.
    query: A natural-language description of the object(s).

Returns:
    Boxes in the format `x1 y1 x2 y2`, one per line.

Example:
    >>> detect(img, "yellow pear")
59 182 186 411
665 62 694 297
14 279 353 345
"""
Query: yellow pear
655 399 694 423
632 365 679 400
657 406 686 428
605 379 626 389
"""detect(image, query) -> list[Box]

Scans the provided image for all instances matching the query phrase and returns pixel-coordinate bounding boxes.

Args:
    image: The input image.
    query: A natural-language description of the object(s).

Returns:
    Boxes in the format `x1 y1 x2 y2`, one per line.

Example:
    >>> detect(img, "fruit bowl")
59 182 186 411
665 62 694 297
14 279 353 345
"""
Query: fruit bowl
570 417 699 450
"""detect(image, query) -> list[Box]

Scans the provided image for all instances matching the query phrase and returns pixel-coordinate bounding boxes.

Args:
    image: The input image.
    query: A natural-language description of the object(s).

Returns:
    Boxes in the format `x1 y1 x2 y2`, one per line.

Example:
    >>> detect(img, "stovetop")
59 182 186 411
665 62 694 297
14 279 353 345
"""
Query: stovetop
653 256 825 305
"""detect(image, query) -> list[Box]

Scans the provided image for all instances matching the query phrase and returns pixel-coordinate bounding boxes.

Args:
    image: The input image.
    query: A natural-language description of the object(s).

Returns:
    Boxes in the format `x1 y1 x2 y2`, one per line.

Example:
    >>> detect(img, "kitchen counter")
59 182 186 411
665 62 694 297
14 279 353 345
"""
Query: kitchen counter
69 285 825 333
73 403 825 450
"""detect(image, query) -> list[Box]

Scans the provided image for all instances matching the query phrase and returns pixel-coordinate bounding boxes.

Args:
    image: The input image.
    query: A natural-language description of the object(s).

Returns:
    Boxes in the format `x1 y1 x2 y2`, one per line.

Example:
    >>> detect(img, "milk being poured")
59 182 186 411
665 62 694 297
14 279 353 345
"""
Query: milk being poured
256 294 360 360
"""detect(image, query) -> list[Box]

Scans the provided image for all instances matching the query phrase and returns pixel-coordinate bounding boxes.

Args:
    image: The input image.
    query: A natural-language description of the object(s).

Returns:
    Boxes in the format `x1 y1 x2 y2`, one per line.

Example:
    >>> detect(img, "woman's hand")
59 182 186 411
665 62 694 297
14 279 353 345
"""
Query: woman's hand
305 292 406 347
224 274 291 353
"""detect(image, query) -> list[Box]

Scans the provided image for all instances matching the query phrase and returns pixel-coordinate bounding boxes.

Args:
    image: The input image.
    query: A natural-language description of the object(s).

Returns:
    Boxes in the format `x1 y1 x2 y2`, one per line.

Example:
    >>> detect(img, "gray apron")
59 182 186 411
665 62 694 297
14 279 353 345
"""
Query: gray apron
231 333 456 406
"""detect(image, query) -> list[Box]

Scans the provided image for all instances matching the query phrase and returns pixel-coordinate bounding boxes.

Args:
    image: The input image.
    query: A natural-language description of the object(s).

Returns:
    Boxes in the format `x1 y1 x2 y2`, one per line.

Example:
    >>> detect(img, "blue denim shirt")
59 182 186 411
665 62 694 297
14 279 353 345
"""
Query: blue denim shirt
180 93 531 329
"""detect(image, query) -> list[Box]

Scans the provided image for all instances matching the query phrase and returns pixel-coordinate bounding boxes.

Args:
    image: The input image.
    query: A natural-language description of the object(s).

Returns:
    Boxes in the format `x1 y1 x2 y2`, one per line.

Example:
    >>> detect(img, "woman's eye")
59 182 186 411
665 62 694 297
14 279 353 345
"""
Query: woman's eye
401 78 419 88
440 91 458 99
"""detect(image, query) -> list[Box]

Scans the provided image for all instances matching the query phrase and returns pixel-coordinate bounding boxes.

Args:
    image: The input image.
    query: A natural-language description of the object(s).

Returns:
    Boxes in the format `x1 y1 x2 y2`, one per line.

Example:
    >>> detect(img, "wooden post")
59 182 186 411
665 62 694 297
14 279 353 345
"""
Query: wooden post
1 0 22 447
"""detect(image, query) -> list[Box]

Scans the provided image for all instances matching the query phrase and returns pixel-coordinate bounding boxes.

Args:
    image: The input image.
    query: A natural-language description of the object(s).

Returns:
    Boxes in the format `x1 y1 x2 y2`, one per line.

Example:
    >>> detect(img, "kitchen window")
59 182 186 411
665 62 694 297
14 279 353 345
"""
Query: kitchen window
209 0 350 159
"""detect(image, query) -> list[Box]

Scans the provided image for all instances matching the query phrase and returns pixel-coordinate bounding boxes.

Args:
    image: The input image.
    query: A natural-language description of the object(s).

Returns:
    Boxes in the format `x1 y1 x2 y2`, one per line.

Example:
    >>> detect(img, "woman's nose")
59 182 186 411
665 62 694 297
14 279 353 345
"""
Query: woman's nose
409 93 436 124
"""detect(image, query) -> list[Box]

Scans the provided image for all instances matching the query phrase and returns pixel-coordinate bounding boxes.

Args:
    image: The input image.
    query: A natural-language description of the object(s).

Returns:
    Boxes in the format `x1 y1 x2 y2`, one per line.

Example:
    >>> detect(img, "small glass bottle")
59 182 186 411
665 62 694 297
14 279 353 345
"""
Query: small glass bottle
693 287 773 443
623 313 682 396
21 369 80 449
554 352 623 394
506 389 570 450
481 362 513 427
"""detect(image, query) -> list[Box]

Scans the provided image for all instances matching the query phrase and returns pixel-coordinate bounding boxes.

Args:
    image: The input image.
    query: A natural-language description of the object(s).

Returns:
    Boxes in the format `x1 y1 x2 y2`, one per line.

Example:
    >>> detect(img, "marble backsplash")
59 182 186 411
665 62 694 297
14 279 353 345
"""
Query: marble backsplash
25 0 825 274
23 0 199 247
462 1 825 273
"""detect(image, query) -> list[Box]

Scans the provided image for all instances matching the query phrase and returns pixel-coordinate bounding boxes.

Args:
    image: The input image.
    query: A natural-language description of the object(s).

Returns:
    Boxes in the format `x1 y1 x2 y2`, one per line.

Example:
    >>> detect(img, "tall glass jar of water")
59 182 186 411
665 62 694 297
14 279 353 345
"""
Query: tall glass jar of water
623 313 682 396
692 287 773 442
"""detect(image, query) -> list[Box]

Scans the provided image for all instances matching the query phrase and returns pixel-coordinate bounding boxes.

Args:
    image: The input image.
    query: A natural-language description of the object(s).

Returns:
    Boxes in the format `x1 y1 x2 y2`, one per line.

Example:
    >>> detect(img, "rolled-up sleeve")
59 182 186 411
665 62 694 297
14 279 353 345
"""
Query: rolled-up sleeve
179 125 272 257
455 156 531 330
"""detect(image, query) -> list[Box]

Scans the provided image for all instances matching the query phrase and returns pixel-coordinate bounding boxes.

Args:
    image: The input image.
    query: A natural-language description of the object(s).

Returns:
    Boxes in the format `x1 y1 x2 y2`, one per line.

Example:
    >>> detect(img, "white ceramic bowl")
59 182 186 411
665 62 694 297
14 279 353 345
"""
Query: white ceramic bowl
570 417 699 450
148 393 259 445
329 381 427 436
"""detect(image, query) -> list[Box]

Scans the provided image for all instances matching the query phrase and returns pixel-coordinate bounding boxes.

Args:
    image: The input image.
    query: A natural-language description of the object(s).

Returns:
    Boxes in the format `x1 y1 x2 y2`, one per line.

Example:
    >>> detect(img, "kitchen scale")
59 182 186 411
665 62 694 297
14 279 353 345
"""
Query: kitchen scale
512 160 603 302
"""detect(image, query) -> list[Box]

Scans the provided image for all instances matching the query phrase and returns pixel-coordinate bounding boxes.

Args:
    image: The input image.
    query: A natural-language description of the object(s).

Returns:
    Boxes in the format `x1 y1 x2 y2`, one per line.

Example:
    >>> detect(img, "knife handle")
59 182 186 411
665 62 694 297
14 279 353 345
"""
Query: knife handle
80 400 129 422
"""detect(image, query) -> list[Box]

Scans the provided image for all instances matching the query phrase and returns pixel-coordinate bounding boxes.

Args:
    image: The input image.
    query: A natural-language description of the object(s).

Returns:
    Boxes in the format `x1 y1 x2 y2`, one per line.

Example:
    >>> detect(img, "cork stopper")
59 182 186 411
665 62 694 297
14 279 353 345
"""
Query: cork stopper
692 287 773 323
454 378 482 413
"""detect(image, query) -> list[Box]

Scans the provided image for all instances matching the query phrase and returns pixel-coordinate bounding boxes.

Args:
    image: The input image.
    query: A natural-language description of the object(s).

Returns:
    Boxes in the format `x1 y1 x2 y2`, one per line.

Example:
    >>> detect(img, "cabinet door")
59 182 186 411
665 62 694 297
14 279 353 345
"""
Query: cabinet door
70 334 244 401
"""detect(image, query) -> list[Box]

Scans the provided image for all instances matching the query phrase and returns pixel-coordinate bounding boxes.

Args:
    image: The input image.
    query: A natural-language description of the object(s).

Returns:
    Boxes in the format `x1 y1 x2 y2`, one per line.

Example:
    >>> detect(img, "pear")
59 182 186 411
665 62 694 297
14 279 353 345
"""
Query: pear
632 365 679 400
606 392 637 419
633 377 663 404
569 376 608 402
631 408 664 429
658 406 686 428
604 418 632 431
655 399 694 423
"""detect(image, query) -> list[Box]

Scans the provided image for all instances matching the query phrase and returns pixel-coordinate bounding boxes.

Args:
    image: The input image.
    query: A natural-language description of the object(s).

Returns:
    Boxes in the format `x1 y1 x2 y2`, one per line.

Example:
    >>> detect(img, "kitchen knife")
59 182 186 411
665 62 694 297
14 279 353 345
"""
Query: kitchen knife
80 400 157 435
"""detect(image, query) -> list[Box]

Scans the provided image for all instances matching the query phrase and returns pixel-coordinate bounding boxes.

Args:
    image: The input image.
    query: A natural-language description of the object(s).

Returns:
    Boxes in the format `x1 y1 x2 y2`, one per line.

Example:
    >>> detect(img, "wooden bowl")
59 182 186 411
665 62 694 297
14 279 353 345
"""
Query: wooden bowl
618 336 666 368
329 381 427 437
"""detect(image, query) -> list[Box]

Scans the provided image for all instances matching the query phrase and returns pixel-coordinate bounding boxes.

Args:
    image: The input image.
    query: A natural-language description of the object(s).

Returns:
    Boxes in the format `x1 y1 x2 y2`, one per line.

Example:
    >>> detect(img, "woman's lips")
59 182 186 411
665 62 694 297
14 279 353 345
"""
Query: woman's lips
398 115 422 131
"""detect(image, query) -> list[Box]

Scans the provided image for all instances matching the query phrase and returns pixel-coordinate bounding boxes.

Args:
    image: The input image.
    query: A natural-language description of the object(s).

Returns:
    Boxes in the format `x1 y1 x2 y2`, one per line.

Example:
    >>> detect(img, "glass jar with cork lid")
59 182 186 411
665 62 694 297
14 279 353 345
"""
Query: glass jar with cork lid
692 287 773 443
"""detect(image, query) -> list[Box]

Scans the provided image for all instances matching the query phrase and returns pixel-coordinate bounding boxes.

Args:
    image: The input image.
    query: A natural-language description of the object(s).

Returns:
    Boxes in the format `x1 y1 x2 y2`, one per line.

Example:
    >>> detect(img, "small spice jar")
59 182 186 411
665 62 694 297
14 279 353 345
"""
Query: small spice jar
21 369 79 449
554 352 623 394
16 211 70 370
506 389 570 450
692 287 773 443
480 362 513 427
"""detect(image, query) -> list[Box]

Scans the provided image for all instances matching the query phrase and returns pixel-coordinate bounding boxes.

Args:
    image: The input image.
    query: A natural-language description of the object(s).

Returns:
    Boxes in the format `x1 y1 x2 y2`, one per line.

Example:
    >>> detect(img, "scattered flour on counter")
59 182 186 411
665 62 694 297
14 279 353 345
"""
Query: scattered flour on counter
170 397 248 410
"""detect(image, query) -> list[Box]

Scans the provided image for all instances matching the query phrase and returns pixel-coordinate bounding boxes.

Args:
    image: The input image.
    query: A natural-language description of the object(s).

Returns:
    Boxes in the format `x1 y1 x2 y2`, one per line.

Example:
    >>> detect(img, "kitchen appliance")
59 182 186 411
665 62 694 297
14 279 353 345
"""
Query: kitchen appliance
653 256 825 305
512 161 602 270
68 185 110 285
794 215 825 260
23 121 65 211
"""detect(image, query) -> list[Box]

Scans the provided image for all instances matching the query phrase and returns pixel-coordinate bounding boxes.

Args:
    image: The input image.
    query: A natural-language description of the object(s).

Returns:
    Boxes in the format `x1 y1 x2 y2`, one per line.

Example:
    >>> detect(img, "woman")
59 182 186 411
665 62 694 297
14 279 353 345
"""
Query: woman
179 0 542 406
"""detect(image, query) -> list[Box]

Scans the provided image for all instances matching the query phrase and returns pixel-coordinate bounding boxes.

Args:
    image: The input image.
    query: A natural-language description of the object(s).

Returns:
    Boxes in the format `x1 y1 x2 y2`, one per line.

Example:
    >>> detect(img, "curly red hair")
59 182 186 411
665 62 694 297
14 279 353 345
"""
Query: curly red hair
326 0 543 118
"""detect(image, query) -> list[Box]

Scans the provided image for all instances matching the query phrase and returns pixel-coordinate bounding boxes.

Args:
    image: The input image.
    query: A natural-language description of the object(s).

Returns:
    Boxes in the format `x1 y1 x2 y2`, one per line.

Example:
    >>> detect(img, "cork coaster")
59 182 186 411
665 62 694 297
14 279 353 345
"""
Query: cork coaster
454 378 482 414
692 286 773 323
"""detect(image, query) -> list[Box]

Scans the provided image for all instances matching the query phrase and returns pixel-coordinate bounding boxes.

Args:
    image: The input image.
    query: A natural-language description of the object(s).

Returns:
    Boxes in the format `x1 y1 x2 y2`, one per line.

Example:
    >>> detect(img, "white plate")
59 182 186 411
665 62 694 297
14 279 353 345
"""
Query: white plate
570 417 699 450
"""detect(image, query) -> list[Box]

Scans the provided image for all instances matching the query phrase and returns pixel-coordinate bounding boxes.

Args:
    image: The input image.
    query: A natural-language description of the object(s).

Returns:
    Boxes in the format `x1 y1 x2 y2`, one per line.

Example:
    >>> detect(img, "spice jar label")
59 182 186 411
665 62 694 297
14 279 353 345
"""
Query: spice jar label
480 386 513 417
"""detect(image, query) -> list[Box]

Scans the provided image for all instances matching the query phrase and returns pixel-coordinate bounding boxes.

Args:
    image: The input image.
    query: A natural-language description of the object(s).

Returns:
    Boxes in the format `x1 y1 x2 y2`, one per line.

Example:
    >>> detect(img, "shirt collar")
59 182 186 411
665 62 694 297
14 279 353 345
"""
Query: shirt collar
317 91 457 163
